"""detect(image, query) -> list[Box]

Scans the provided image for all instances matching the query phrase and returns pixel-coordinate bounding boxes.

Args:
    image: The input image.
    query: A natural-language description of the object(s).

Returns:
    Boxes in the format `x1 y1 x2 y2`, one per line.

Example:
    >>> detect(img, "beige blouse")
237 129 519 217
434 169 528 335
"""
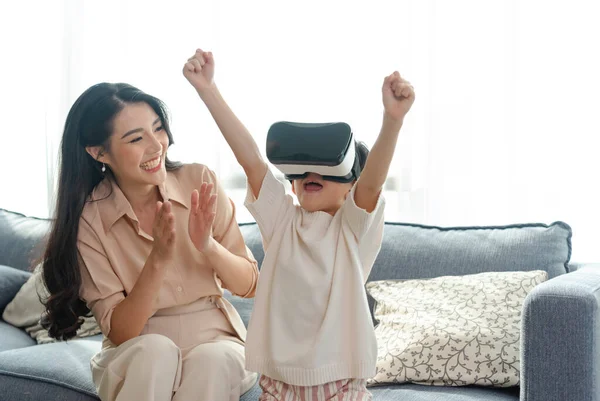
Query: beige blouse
77 163 258 340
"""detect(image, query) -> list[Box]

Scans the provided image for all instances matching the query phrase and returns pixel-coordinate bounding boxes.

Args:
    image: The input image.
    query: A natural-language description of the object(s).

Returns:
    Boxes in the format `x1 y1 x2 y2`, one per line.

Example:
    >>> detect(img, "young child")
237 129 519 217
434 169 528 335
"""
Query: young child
184 49 415 400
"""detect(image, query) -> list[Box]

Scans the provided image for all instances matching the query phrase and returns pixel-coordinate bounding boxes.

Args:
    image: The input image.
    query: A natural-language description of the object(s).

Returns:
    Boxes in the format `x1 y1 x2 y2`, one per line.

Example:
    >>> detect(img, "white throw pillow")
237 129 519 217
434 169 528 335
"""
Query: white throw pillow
366 270 547 387
2 264 101 343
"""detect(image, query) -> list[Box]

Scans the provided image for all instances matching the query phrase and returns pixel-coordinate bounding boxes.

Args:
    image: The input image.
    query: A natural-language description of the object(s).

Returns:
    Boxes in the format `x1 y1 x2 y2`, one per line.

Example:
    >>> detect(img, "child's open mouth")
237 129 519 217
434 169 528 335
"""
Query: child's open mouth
304 181 323 192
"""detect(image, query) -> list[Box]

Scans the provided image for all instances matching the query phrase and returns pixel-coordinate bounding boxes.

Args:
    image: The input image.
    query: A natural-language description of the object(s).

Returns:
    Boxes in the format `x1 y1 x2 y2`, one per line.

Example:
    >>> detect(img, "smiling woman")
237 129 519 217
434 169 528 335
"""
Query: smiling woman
40 81 260 400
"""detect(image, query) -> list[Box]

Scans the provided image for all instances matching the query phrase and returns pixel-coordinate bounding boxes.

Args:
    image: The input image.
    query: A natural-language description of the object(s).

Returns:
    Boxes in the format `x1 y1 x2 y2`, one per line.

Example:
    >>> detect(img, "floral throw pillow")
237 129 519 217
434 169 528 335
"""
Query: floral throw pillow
366 270 547 387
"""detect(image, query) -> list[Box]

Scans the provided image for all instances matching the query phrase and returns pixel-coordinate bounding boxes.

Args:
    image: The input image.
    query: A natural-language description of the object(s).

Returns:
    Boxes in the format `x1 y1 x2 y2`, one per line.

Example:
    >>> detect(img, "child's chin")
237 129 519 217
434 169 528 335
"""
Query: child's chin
299 201 320 212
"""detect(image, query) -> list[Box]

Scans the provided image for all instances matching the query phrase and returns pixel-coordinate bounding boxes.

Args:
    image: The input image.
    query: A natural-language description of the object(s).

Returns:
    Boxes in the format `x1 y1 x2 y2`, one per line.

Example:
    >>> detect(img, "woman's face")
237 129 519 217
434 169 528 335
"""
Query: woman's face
102 102 169 190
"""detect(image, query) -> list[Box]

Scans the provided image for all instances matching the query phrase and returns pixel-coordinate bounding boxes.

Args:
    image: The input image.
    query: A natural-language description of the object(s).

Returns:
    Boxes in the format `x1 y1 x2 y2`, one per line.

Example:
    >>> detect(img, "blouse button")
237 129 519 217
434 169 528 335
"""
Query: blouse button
176 286 183 292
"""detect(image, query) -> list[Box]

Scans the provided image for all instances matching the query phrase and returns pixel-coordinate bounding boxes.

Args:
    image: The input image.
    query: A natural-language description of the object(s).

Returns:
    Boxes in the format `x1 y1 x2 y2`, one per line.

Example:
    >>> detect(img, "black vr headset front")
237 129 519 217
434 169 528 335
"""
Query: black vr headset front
266 121 363 183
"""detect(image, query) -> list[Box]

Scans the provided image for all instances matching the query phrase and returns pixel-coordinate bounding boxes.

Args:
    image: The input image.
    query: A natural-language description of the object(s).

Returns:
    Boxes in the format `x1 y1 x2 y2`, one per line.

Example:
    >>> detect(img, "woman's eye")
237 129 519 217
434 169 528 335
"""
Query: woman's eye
155 126 164 132
129 137 142 143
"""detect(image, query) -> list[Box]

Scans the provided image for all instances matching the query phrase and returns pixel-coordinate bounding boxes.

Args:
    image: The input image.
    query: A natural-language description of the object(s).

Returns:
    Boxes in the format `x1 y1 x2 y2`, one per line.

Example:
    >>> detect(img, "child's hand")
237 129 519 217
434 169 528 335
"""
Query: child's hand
188 182 217 253
382 71 415 121
183 49 215 93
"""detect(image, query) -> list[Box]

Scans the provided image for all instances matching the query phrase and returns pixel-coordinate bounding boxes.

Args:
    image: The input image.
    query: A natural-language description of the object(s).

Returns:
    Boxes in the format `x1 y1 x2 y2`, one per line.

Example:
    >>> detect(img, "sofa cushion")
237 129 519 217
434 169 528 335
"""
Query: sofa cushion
369 383 519 400
0 208 51 272
0 336 102 401
0 375 98 401
367 271 547 388
0 347 520 401
0 265 31 314
0 321 36 352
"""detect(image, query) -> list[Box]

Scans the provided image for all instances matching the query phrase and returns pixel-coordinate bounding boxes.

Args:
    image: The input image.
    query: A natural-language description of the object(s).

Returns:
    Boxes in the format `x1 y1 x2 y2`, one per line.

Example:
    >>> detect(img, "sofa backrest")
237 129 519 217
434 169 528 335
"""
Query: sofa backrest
373 222 571 280
0 209 51 272
241 221 572 279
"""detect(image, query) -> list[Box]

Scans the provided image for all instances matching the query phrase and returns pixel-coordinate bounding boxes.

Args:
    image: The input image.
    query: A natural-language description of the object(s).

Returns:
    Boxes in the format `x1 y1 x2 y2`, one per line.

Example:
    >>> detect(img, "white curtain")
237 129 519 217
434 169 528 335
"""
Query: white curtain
1 0 598 261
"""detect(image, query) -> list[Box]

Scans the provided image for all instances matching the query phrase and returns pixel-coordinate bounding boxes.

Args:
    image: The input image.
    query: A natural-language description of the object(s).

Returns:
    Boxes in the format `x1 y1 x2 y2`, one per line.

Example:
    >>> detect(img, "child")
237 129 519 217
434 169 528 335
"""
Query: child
184 49 415 400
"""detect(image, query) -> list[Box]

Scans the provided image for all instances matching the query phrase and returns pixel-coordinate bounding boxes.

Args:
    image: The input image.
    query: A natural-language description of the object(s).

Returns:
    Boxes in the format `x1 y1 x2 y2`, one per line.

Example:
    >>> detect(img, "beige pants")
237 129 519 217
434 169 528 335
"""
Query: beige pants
90 296 258 401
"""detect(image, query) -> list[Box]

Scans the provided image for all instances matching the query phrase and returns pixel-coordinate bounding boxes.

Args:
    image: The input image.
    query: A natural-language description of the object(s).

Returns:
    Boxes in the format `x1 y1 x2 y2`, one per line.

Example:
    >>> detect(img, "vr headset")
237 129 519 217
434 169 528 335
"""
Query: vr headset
266 121 363 183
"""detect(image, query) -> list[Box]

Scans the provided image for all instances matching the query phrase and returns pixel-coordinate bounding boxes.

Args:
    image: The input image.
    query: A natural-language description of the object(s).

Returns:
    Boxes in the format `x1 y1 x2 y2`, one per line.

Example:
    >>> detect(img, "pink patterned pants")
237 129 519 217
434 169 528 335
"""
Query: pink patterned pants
258 375 372 401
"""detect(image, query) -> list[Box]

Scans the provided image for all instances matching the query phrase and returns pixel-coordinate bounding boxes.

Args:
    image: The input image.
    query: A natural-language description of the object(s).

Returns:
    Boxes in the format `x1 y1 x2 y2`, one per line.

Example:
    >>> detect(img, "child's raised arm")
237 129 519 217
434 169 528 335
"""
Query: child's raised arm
354 71 415 212
183 49 268 199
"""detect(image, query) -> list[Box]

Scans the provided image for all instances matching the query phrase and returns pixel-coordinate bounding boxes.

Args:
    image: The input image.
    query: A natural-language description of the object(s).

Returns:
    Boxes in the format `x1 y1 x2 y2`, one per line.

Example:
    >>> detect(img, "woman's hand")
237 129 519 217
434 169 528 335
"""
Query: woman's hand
382 71 415 121
183 48 215 94
188 182 217 253
151 201 176 261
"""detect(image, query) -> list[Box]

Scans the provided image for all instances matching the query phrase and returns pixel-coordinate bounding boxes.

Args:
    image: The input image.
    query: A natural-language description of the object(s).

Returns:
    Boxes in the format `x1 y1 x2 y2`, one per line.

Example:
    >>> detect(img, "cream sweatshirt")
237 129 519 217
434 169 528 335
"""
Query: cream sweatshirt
244 169 385 386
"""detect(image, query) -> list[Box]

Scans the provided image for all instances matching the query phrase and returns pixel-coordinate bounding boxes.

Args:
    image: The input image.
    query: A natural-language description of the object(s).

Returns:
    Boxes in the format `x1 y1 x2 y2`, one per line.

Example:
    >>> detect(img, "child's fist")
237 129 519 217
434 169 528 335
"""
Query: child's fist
183 49 215 93
382 71 415 121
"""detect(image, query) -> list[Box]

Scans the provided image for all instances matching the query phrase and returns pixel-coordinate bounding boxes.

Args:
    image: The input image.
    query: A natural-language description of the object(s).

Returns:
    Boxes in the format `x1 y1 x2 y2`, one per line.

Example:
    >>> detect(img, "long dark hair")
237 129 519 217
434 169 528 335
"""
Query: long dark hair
42 83 181 340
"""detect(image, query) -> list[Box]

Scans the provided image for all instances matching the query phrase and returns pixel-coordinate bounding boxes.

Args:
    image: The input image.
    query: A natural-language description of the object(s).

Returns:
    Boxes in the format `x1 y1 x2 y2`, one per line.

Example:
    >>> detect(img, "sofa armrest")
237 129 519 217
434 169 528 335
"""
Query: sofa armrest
569 262 600 272
521 265 600 401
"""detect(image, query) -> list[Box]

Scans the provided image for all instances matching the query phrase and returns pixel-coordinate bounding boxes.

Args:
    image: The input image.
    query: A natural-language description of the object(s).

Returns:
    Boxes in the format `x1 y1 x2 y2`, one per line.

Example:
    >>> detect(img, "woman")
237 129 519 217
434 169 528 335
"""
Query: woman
41 52 259 401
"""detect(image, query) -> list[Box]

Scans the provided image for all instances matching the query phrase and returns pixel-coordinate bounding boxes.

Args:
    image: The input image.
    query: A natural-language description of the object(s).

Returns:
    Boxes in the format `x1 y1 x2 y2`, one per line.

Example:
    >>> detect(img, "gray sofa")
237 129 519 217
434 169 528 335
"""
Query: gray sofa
0 206 598 401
